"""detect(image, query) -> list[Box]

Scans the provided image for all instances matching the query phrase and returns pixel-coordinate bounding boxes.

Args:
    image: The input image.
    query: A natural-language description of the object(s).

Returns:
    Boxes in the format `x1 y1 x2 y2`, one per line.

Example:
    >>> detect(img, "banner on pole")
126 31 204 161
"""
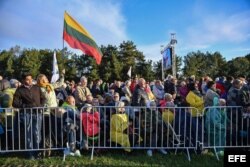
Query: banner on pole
162 47 172 70
51 51 59 83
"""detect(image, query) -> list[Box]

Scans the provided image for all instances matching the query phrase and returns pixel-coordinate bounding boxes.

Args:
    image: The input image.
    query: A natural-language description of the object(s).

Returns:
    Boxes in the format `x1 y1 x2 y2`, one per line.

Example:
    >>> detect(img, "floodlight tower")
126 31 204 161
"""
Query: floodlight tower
160 33 177 80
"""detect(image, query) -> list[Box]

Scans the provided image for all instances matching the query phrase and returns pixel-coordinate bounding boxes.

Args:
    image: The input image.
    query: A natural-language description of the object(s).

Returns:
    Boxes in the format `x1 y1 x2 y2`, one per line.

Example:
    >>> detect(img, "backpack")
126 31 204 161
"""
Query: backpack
0 92 13 108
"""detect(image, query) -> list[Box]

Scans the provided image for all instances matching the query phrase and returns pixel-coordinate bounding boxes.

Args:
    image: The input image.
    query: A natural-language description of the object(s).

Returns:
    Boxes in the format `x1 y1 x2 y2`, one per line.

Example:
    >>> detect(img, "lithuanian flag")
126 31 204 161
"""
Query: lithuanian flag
63 12 102 64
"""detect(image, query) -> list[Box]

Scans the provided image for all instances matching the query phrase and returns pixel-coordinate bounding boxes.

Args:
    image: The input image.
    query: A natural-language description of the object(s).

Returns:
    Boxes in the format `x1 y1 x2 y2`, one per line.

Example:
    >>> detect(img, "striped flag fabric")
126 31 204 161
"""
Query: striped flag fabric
63 12 103 64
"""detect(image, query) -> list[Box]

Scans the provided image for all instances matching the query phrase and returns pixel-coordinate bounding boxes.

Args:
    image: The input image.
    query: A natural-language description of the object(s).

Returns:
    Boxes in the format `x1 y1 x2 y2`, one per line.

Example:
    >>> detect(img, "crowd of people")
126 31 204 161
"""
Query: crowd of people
0 72 250 159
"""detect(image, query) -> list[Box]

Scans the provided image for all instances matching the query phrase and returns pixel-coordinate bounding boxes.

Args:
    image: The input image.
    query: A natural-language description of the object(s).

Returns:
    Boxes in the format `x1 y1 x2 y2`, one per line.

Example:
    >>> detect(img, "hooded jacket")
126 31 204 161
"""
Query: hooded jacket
205 97 227 147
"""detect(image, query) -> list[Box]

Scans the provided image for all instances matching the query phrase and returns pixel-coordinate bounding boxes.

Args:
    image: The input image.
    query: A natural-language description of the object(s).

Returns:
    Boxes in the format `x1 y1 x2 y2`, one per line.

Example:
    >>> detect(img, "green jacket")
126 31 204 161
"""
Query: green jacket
0 88 16 108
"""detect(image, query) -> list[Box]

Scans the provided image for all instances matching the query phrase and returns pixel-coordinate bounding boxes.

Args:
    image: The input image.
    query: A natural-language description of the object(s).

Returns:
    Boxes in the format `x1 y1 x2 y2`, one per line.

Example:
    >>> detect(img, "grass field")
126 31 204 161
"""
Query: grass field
0 150 223 166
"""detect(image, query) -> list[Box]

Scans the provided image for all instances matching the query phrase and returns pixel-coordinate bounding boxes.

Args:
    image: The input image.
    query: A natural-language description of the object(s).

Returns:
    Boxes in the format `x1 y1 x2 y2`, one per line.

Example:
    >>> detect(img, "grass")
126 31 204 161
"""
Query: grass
0 150 223 166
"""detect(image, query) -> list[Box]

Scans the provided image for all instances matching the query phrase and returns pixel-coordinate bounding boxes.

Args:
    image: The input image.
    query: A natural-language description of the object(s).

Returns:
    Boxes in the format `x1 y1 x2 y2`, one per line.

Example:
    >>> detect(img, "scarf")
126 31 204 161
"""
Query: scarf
62 102 77 110
37 82 53 93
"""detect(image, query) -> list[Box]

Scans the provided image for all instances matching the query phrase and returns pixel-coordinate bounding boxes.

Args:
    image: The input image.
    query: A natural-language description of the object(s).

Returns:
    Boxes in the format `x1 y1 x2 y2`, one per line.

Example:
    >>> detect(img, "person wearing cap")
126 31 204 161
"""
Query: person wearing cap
0 79 15 108
10 79 21 89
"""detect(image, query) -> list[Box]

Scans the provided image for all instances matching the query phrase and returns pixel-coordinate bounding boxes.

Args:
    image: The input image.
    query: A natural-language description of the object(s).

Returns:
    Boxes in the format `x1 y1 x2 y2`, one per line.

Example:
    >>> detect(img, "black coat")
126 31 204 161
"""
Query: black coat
13 85 45 108
164 80 177 95
131 85 149 106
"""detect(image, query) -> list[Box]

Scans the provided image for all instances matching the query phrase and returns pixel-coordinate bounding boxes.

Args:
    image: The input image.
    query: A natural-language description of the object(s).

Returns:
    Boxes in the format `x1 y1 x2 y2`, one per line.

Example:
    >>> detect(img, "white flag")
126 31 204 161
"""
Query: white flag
127 66 132 78
51 51 59 83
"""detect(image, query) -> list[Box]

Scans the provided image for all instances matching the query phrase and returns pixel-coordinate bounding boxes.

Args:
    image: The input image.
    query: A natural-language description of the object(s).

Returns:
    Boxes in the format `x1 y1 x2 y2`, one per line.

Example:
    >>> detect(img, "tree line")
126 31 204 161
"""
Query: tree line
0 41 249 82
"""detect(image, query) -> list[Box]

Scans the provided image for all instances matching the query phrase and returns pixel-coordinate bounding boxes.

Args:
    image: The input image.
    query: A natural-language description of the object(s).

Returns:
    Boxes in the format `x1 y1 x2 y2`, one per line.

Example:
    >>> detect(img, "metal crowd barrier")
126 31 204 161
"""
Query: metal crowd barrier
201 106 250 160
81 106 199 161
0 107 68 153
1 106 249 161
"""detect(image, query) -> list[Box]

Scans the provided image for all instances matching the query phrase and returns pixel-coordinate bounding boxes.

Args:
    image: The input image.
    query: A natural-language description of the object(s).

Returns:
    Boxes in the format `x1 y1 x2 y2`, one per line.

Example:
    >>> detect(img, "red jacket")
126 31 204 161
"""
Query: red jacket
216 82 225 96
130 81 137 93
81 112 100 137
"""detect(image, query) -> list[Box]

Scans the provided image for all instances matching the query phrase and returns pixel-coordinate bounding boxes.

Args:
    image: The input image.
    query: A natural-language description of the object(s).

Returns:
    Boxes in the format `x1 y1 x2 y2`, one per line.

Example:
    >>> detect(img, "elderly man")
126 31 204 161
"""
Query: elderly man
74 76 92 108
132 78 149 107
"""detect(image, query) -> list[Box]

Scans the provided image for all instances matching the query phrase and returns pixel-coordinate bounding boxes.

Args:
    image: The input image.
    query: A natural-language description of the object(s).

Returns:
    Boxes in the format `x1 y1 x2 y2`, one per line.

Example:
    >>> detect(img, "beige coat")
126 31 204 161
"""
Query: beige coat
74 86 92 105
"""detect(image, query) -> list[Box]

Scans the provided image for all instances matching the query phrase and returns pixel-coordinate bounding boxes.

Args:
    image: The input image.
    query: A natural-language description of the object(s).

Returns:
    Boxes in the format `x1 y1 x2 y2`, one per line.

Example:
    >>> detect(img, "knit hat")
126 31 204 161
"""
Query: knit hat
10 79 20 88
84 103 92 112
2 79 10 90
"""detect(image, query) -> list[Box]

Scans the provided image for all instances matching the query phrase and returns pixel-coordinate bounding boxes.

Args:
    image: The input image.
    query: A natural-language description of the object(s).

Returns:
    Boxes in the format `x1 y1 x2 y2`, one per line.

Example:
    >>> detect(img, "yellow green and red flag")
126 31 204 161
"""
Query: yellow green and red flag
63 12 102 64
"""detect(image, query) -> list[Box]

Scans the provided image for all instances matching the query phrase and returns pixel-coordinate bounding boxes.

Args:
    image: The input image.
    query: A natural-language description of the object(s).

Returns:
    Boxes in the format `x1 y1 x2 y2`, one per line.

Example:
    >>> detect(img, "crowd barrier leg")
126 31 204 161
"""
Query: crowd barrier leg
91 146 94 160
213 147 219 161
186 148 191 161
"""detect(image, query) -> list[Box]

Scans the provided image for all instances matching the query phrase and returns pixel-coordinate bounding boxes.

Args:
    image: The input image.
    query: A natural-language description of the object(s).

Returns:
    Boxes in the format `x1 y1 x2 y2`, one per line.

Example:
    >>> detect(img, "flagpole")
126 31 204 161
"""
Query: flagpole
62 39 65 56
62 11 66 59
